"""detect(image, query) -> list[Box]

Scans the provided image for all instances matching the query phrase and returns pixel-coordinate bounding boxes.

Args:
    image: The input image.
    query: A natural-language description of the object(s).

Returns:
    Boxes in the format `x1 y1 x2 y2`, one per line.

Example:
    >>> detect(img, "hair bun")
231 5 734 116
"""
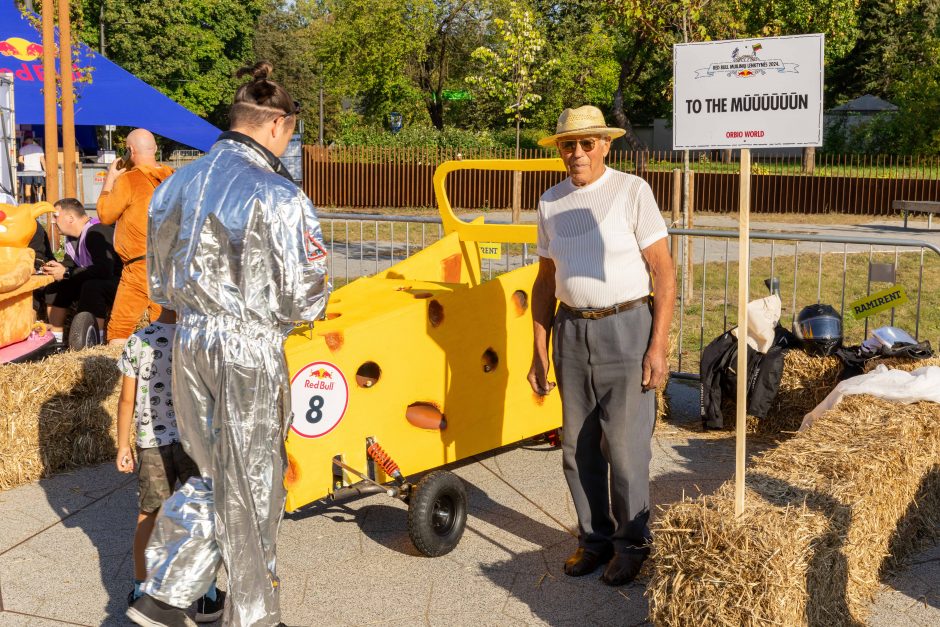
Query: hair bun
237 61 274 82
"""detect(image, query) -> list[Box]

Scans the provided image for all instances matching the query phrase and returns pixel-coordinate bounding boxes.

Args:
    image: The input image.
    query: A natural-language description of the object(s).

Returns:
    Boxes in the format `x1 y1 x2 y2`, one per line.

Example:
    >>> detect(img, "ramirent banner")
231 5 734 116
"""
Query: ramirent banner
673 34 824 150
849 285 909 320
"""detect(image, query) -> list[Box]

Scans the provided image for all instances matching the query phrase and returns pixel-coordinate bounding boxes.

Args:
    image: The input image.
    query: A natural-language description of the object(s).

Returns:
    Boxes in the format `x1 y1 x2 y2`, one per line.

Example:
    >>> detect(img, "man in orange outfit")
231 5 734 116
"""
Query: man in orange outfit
97 128 174 344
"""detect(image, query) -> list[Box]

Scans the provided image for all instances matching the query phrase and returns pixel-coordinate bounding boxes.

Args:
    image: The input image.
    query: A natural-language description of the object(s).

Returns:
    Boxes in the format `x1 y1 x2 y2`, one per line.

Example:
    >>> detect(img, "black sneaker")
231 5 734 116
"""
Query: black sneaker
127 589 138 607
127 593 196 627
194 589 225 623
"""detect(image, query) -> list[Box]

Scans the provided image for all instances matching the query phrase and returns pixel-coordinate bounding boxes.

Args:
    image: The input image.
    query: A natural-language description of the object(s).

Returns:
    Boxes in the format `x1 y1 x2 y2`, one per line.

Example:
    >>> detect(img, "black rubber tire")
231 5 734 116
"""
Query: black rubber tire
68 311 99 350
407 470 468 557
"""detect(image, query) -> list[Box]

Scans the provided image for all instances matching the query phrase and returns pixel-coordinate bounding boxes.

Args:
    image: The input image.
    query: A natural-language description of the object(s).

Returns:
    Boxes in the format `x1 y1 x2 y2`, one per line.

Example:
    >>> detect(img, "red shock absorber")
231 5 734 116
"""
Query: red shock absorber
367 438 403 483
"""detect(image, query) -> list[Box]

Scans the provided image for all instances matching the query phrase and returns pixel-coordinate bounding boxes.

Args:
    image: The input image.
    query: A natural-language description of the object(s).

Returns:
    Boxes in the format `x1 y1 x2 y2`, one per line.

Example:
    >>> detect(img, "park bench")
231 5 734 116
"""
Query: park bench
893 200 940 229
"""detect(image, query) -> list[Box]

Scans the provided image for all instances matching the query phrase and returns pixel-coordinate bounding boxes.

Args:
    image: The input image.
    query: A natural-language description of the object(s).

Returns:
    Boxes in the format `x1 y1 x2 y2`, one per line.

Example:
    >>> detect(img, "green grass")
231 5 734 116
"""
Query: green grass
606 159 940 179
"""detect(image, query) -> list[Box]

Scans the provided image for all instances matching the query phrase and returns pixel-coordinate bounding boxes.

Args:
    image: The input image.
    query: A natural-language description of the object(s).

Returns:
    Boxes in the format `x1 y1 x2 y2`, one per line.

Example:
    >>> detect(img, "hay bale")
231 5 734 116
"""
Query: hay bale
0 344 123 491
720 351 842 436
649 394 940 626
864 355 940 373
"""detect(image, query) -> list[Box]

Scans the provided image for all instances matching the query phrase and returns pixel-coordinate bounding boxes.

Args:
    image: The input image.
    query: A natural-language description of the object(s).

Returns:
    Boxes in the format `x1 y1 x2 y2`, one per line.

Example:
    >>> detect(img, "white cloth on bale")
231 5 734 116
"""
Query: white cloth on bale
730 293 781 354
800 364 940 431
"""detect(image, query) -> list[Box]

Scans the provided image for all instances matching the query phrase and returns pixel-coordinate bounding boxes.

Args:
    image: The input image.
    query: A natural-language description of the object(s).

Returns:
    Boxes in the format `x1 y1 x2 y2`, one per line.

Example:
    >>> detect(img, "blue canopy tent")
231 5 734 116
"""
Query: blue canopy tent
0 0 220 151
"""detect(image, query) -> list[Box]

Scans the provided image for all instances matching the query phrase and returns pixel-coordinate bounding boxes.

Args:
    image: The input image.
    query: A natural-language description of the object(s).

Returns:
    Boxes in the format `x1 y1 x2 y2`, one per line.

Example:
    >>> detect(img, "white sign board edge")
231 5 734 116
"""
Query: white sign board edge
672 34 824 150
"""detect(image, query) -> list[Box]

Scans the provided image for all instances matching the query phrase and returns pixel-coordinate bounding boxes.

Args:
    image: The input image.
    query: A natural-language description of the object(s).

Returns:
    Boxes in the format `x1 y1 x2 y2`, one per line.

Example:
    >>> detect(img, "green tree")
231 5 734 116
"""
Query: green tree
417 1 496 130
77 0 265 126
465 0 557 155
528 0 620 132
826 0 940 154
253 0 338 143
312 0 437 128
595 0 746 149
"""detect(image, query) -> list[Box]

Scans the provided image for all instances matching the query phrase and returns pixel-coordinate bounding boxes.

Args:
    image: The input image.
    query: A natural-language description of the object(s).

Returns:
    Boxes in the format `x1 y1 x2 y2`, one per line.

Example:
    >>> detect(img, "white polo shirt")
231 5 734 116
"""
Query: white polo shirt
536 167 667 308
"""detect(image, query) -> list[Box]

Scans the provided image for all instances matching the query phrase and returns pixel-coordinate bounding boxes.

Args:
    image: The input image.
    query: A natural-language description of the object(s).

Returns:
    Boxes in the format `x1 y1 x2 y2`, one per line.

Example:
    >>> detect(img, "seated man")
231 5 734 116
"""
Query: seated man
41 198 122 345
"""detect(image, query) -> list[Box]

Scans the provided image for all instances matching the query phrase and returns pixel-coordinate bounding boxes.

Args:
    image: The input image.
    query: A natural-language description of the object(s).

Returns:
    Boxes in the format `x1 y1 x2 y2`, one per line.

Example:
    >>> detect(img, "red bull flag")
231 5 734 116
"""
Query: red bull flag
0 0 219 151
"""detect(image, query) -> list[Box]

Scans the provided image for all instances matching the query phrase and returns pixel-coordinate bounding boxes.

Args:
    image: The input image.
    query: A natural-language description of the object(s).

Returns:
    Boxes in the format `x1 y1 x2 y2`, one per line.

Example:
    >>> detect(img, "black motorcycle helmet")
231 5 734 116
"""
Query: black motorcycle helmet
794 304 843 356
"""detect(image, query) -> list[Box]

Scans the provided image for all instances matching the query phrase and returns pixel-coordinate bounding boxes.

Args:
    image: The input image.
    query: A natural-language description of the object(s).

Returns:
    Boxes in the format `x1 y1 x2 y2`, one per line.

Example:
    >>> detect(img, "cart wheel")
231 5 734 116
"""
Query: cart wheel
407 470 467 557
68 311 99 350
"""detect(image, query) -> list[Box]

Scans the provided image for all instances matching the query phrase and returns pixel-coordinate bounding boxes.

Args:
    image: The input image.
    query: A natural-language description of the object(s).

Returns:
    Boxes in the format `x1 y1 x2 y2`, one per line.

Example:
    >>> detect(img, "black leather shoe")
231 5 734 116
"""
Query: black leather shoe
563 546 614 577
600 550 648 586
126 594 196 627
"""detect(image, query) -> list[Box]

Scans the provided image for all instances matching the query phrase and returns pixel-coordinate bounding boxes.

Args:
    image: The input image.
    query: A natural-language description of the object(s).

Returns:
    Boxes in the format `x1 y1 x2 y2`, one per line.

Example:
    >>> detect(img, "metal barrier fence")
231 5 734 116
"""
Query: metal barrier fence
319 212 940 378
304 147 940 216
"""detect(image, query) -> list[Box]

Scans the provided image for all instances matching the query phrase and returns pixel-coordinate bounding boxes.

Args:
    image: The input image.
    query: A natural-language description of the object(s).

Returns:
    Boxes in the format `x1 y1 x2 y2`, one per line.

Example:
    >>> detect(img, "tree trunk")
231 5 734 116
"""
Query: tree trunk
802 146 816 174
512 116 522 223
428 95 444 131
610 60 648 153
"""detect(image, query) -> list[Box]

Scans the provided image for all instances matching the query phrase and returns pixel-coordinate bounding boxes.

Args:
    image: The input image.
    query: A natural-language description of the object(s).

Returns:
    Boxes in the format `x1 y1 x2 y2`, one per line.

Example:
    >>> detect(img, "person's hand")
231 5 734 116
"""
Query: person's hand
527 356 556 396
103 156 127 190
41 260 67 281
107 156 128 177
642 342 668 391
116 447 134 473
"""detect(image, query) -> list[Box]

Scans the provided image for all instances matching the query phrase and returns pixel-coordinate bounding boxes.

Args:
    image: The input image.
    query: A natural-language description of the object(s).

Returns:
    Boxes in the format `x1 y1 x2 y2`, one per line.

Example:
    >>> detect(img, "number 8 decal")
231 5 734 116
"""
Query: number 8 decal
290 362 349 438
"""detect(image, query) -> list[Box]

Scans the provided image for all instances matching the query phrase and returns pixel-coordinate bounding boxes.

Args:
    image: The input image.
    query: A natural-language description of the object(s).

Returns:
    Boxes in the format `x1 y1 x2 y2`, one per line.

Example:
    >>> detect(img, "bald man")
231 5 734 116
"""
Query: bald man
97 129 174 343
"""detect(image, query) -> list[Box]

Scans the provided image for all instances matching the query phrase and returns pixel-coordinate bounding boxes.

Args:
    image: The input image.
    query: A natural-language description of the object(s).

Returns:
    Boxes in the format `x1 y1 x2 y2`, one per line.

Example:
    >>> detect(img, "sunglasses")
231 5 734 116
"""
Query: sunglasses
557 138 603 153
276 101 302 121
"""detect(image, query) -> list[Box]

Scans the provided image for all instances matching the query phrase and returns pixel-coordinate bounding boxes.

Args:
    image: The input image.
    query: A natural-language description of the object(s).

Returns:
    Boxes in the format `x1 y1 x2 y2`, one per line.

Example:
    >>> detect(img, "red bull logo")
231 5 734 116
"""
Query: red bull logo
305 367 335 391
0 36 84 83
0 37 47 61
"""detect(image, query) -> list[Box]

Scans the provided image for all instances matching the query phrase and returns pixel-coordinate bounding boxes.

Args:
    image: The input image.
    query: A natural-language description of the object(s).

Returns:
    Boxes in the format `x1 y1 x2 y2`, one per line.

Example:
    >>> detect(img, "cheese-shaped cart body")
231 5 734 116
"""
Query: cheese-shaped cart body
283 159 566 555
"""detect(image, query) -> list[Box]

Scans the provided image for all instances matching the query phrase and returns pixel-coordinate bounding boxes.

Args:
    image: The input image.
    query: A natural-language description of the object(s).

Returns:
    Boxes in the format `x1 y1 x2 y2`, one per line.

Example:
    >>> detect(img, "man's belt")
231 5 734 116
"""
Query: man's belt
123 255 146 265
560 295 650 320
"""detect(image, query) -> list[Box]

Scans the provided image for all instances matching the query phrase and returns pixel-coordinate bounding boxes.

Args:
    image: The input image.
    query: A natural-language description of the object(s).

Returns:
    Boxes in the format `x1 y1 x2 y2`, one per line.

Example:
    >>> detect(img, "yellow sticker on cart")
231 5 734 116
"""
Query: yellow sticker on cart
478 242 502 259
849 285 908 320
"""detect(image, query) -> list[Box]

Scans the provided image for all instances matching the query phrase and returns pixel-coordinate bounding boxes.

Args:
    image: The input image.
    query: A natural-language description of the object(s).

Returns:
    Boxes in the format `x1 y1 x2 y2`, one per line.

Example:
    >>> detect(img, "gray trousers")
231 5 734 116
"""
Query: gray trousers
552 304 655 552
142 317 290 627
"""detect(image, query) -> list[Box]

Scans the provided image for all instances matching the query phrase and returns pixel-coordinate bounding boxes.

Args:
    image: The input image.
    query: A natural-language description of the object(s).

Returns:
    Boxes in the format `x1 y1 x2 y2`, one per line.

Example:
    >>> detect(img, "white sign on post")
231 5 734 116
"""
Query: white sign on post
673 34 824 150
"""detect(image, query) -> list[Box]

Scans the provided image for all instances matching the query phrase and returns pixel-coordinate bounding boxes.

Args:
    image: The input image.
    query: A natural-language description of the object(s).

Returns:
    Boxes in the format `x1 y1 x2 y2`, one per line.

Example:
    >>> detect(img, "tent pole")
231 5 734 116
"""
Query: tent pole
41 0 59 247
58 0 77 200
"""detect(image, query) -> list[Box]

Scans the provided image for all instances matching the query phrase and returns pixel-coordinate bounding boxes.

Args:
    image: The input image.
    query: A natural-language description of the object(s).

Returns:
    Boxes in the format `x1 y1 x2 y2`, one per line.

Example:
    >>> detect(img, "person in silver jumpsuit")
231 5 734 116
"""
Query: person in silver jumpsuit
127 62 330 627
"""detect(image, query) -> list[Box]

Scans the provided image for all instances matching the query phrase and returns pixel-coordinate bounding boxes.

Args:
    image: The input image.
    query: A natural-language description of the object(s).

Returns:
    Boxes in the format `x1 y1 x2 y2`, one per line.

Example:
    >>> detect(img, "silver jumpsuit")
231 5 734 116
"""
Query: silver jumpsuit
140 137 330 626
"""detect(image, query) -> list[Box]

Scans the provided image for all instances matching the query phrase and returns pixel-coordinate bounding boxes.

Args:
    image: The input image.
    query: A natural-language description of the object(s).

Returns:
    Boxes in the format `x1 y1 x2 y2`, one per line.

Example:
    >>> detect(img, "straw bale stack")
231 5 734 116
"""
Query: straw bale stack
864 355 940 373
649 394 940 626
0 344 123 491
719 350 843 436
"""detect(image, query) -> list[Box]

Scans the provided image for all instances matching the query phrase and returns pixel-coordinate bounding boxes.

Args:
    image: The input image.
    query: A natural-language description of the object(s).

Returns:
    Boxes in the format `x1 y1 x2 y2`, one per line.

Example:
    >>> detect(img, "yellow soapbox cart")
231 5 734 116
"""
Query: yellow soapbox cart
283 159 566 556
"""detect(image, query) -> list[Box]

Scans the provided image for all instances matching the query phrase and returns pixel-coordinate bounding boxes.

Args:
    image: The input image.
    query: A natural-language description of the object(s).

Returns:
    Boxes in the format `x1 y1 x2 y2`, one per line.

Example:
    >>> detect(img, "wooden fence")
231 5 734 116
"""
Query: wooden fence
303 146 940 215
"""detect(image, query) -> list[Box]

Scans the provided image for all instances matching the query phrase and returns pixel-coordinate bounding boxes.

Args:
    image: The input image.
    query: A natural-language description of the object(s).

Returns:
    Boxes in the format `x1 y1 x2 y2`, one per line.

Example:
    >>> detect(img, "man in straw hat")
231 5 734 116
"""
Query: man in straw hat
528 105 675 585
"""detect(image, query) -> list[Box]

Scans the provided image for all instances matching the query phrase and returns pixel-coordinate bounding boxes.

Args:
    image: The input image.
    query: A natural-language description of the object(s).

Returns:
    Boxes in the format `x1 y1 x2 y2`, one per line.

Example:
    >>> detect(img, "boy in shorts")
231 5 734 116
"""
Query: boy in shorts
116 308 225 622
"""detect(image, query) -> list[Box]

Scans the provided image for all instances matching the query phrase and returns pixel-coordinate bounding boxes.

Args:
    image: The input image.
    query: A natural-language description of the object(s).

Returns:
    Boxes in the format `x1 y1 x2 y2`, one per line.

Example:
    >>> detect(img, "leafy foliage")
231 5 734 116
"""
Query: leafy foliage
50 0 940 154
465 1 558 152
75 0 265 127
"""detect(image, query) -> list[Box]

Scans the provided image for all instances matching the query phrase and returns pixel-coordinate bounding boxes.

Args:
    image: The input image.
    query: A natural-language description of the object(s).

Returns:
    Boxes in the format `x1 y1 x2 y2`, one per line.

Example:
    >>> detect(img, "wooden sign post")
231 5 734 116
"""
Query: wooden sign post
673 34 824 516
735 148 750 515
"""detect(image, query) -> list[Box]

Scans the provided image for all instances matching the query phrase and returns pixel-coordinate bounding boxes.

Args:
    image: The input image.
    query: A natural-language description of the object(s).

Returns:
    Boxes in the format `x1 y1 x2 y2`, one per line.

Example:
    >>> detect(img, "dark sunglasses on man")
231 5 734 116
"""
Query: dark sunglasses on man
557 138 600 153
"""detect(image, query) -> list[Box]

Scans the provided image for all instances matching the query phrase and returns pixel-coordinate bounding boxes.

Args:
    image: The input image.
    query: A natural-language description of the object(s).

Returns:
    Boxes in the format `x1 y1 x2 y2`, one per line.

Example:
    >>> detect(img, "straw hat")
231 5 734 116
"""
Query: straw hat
538 105 626 147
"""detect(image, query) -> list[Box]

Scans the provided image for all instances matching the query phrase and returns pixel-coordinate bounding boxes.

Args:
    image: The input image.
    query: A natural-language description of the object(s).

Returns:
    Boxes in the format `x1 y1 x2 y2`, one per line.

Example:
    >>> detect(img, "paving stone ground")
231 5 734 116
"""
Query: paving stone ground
0 379 936 626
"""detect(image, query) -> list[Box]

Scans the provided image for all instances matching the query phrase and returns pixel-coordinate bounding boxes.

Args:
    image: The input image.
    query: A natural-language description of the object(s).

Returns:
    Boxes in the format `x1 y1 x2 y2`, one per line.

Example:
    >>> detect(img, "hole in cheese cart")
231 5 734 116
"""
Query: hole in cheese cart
428 300 444 327
356 361 381 388
406 402 446 430
482 348 499 373
512 290 528 316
